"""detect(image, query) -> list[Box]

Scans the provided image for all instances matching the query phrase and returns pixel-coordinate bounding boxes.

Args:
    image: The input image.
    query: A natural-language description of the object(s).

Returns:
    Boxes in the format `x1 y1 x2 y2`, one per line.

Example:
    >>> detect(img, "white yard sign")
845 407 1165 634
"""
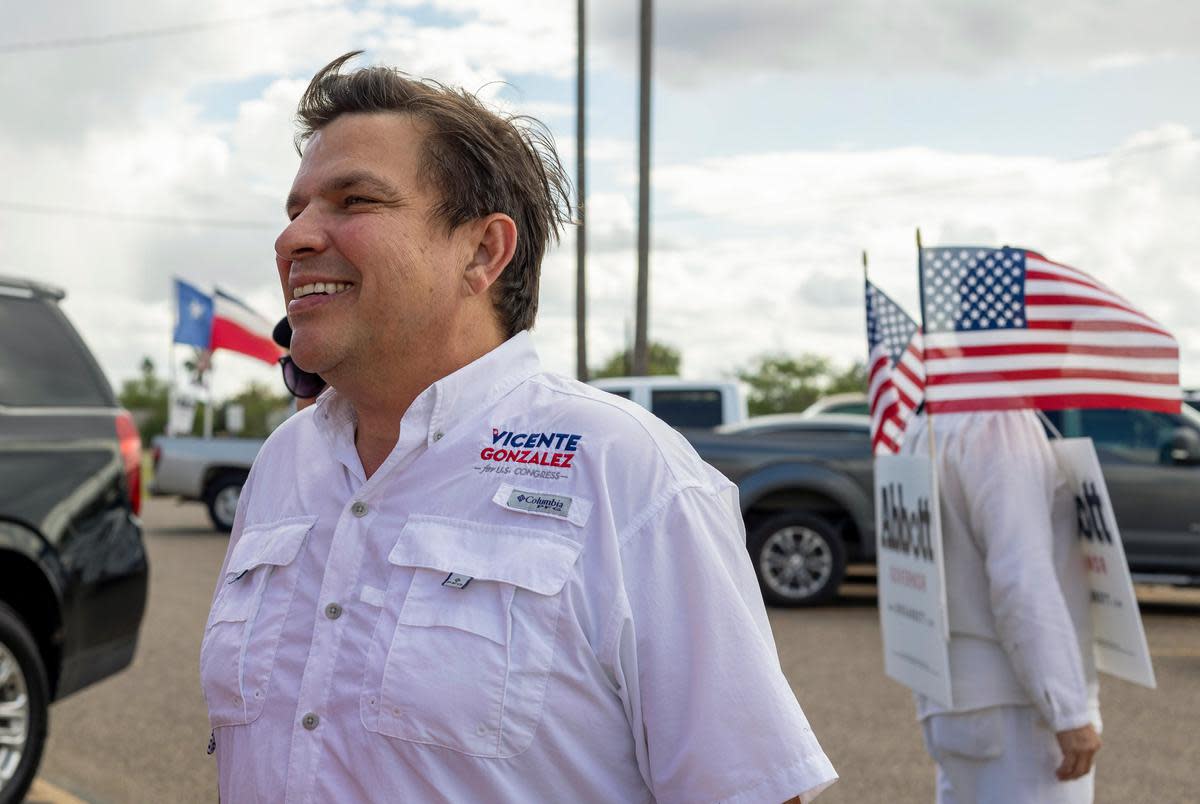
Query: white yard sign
1052 438 1157 689
167 388 198 436
874 454 953 707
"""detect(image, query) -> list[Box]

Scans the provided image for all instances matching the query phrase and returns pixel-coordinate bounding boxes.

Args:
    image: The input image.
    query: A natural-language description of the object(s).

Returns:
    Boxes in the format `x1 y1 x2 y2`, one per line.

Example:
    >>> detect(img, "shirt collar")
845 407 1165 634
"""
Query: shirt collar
313 330 542 458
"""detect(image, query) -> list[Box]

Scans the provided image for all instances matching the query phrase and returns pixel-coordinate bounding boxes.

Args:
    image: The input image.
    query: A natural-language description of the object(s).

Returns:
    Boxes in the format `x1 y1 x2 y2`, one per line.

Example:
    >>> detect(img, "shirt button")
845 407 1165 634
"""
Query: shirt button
325 602 343 620
351 501 368 517
432 430 444 442
302 712 319 730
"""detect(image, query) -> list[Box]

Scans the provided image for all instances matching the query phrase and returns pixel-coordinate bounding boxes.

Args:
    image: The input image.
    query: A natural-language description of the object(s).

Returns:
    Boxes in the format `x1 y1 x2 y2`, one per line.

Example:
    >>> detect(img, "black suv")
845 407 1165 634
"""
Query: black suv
0 277 149 801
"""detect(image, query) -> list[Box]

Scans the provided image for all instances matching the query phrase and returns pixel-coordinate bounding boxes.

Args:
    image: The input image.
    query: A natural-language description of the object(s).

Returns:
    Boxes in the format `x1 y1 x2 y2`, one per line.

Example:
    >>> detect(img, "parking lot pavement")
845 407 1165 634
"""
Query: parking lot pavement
24 779 85 804
33 499 1200 803
36 498 223 804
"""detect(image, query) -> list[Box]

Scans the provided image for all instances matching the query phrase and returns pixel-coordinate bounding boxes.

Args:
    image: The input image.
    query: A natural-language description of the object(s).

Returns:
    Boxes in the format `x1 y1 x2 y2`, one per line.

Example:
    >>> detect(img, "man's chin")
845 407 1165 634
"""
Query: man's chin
289 344 336 376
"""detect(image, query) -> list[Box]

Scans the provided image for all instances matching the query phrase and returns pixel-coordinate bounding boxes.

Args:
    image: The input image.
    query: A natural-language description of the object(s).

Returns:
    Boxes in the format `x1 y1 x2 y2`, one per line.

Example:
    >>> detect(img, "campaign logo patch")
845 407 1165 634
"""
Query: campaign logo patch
474 427 583 480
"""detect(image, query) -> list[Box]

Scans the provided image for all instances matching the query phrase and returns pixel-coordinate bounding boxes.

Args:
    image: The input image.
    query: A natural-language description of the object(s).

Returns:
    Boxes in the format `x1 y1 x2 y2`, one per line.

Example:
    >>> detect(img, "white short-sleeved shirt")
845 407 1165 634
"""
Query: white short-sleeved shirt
201 332 836 804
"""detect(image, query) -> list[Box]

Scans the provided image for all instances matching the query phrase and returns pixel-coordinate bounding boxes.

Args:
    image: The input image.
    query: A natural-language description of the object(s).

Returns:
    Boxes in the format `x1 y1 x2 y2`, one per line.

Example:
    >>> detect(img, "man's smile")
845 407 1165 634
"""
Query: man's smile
293 281 354 300
289 281 355 313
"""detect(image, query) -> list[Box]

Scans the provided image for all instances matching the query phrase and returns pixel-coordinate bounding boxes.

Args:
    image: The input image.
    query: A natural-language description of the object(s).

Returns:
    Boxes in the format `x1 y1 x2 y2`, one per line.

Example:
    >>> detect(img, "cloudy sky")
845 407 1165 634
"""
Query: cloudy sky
3 0 1199 399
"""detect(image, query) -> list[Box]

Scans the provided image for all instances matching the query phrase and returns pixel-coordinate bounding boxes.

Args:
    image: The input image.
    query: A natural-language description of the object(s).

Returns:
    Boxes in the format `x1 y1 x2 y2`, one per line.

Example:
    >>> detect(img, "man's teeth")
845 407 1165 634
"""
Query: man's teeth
293 282 352 300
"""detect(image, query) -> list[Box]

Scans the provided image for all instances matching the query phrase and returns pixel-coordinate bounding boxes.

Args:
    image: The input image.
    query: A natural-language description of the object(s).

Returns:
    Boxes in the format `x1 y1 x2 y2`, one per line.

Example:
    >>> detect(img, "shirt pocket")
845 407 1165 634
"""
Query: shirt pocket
200 515 316 729
360 514 582 758
924 708 1006 761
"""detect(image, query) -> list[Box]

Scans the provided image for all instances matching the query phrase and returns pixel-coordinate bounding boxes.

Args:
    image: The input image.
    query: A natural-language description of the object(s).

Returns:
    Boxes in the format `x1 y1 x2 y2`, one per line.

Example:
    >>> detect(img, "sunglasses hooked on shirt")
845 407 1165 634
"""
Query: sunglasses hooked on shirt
273 317 326 401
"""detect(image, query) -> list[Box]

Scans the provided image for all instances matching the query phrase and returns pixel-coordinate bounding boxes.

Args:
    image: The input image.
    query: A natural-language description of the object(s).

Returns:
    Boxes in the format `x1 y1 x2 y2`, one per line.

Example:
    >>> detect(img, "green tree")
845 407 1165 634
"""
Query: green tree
218 381 292 438
827 360 868 396
736 353 867 416
591 341 682 379
117 357 170 443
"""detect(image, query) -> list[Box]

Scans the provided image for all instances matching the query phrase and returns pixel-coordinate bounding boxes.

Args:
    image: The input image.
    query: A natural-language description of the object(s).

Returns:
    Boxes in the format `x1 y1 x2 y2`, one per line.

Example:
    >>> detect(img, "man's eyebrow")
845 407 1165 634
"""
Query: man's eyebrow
285 171 405 215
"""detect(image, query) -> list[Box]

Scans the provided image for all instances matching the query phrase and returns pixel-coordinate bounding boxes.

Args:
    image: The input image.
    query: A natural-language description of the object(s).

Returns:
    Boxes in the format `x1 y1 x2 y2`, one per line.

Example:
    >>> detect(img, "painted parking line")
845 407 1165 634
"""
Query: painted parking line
25 778 87 804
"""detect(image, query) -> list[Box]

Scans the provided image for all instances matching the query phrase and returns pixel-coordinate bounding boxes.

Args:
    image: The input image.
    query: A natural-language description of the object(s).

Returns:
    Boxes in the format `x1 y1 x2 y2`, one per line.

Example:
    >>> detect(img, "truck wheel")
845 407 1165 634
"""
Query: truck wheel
205 473 246 533
748 512 846 607
0 601 49 804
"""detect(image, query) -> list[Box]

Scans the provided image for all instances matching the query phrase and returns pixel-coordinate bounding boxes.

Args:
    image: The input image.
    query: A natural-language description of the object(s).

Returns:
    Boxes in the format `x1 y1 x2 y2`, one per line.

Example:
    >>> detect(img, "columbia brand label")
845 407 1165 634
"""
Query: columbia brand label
492 482 593 527
442 573 472 589
507 489 573 518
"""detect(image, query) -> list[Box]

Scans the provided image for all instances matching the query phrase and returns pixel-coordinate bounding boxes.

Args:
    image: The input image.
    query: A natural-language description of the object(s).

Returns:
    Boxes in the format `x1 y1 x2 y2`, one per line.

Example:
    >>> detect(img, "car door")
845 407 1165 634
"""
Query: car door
1054 407 1200 577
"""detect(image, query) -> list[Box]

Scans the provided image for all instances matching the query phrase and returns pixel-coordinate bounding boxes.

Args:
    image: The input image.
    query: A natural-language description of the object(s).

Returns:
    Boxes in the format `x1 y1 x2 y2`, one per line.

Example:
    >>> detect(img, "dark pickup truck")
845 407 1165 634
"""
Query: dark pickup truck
685 407 1200 606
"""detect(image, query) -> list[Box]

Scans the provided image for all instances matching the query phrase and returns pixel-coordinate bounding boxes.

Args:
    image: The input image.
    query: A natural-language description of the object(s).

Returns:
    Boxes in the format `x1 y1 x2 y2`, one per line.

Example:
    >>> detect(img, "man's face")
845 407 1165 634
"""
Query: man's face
275 112 473 379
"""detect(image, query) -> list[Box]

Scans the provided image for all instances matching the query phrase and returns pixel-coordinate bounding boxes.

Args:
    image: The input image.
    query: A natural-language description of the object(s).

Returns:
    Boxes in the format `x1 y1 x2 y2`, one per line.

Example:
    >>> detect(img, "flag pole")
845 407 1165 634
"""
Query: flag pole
169 278 178 393
916 229 949 642
169 278 179 437
916 228 937 459
862 249 869 282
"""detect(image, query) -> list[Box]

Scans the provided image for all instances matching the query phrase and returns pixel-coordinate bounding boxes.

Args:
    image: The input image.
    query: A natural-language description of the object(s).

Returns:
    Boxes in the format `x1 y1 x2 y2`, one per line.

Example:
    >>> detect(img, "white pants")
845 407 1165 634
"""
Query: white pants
921 705 1095 804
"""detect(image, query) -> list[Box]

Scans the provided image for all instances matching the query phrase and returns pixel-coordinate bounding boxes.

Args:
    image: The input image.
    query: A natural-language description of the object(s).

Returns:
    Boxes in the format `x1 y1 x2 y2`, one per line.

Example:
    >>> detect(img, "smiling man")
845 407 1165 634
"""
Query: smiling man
200 51 835 803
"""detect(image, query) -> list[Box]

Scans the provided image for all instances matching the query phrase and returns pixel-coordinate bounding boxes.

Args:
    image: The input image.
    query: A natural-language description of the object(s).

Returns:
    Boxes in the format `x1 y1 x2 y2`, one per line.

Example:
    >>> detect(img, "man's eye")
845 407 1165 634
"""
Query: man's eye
344 196 375 207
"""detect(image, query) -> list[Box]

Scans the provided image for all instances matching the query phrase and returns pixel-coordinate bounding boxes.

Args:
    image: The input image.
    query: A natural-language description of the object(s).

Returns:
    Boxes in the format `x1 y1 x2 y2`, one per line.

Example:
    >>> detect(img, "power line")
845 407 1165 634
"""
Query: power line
0 200 278 230
0 4 334 54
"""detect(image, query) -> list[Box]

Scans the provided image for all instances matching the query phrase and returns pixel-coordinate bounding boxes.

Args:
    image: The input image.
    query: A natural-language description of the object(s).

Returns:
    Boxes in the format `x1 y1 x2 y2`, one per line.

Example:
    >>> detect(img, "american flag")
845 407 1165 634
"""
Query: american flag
920 246 1180 414
865 279 926 455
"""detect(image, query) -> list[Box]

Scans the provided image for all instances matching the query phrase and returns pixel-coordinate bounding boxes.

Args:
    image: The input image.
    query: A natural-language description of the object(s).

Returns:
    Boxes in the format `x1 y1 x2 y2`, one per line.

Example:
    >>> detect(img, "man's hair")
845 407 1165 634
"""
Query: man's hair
295 51 573 337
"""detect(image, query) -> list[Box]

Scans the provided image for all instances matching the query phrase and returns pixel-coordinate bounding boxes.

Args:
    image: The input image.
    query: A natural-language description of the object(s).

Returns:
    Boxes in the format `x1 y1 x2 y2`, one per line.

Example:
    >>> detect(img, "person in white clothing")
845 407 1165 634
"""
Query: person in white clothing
199 51 836 803
902 409 1102 804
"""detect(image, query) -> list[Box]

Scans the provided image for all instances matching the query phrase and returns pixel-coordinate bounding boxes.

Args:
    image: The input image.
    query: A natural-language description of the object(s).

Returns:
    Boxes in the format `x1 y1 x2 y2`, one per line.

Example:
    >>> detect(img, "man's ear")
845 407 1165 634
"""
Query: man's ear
463 213 518 296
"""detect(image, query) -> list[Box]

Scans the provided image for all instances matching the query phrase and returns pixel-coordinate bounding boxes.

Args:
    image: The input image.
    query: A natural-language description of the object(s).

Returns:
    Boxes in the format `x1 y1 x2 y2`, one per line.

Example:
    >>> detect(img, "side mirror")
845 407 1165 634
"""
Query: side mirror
1167 427 1200 465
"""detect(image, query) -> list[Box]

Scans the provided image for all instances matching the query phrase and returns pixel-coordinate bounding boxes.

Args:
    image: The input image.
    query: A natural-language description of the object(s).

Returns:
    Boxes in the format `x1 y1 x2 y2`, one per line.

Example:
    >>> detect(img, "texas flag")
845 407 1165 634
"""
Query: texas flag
210 287 284 365
171 279 282 365
172 279 213 348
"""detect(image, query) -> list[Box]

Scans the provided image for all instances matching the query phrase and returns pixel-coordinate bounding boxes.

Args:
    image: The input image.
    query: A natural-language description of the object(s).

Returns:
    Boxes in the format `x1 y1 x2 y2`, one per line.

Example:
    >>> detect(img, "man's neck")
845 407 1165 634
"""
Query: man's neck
331 324 506 479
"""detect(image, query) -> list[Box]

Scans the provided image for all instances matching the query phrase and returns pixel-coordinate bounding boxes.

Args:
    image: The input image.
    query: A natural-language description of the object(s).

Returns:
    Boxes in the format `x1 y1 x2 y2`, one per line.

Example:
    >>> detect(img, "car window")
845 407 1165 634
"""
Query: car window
651 389 723 428
0 296 112 407
1040 409 1066 436
825 401 870 416
601 388 631 399
1064 408 1185 465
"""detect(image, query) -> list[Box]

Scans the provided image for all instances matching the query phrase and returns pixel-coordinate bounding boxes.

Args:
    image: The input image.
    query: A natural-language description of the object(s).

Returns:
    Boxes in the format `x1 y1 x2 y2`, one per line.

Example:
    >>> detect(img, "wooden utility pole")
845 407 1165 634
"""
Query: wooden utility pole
575 0 588 381
632 0 652 375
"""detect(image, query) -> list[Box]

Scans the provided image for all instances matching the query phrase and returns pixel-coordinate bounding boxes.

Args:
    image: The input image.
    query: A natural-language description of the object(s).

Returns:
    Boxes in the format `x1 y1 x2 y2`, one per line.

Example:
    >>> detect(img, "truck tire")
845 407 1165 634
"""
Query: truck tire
205 472 247 533
748 512 846 607
0 601 49 804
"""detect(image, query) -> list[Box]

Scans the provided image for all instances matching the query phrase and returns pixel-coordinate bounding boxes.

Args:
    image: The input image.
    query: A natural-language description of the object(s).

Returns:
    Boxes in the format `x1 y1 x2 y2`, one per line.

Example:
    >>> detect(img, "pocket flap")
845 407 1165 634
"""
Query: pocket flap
399 571 514 646
388 514 582 596
228 516 317 577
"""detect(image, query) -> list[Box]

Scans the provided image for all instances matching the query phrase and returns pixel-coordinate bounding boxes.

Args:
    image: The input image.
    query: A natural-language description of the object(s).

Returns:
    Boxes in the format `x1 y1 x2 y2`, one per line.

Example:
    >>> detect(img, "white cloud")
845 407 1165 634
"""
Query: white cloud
557 123 1200 383
4 2 1198 409
591 0 1200 85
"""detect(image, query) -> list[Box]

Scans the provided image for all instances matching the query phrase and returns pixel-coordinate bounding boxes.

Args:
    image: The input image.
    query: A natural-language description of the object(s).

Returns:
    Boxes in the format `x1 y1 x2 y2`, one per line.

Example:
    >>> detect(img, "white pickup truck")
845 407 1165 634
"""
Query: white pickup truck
151 377 747 531
150 436 263 531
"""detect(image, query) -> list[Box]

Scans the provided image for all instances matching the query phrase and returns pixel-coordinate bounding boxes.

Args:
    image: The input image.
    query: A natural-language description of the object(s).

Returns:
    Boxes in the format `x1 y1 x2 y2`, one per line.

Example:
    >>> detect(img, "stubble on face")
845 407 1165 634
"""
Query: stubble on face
276 113 469 386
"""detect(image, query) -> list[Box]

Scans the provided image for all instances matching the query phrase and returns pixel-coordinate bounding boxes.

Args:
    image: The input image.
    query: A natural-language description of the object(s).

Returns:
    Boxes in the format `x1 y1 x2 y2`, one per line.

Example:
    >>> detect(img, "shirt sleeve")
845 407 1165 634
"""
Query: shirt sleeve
603 482 837 804
956 412 1091 732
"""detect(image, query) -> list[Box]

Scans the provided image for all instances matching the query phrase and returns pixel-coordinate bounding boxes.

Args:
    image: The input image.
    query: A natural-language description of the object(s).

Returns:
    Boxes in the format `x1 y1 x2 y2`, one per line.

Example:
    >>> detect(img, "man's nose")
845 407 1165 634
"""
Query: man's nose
275 208 329 262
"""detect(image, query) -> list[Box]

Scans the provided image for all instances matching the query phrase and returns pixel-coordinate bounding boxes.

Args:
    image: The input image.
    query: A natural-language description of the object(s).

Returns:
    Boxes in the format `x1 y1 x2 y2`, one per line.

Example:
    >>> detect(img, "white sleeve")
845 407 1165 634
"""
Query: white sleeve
957 412 1091 732
603 483 837 804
